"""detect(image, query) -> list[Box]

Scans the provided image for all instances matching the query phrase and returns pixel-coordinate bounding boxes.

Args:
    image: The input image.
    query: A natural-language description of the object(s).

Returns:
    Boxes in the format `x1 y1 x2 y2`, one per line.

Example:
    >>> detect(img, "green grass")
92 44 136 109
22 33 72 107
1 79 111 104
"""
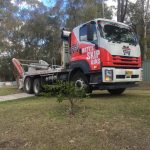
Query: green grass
0 87 20 96
0 90 150 149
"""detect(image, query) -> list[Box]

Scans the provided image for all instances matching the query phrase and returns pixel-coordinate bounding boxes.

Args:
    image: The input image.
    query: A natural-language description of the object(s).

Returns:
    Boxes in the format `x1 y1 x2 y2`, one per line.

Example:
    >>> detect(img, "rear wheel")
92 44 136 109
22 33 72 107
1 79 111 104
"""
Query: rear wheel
24 77 33 94
108 88 126 95
33 78 41 96
71 71 92 93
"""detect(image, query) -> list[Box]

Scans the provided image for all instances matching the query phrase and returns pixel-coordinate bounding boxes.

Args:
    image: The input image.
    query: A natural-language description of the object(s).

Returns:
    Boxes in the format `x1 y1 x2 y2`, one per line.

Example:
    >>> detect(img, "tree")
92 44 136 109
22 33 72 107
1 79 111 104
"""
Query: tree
0 57 14 81
0 1 19 53
117 0 128 22
126 0 150 60
65 0 113 29
43 81 86 115
141 0 150 60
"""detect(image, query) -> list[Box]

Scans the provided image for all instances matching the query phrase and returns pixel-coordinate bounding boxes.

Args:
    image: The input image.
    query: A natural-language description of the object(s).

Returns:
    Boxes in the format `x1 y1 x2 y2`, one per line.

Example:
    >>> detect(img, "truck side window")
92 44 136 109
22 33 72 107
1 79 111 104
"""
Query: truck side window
79 23 97 44
79 25 87 41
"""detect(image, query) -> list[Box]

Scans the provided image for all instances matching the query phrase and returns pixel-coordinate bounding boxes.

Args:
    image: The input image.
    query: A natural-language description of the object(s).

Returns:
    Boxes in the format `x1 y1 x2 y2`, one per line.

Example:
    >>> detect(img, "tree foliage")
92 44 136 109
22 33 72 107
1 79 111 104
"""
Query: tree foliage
0 0 62 62
65 0 113 29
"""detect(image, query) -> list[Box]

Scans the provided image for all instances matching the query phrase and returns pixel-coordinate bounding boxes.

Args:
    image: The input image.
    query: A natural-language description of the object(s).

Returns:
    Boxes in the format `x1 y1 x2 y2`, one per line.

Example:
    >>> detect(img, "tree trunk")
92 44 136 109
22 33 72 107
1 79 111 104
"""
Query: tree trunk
69 98 75 115
142 0 149 60
117 0 121 22
143 23 147 60
117 0 128 22
121 0 128 22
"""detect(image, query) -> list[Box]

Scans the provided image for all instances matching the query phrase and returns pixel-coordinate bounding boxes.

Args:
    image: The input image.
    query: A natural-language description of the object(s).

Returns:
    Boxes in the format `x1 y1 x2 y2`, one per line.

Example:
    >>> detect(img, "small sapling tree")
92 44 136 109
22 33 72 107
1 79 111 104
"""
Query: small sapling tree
43 81 87 115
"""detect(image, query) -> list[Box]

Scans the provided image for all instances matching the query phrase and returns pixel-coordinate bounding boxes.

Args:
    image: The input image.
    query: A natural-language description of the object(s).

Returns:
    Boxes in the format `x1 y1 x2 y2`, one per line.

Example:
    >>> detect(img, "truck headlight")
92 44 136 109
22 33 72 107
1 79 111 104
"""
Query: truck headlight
105 69 113 81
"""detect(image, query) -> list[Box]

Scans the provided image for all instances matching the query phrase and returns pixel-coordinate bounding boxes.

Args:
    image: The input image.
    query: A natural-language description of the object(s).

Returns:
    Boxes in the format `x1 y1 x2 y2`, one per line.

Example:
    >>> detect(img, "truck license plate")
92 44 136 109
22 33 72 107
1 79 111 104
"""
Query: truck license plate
125 70 133 77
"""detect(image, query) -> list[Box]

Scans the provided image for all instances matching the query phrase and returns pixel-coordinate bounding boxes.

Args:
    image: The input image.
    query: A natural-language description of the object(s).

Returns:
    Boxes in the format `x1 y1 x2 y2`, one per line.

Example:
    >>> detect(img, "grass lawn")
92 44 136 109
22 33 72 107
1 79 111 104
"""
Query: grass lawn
0 89 150 150
0 87 21 96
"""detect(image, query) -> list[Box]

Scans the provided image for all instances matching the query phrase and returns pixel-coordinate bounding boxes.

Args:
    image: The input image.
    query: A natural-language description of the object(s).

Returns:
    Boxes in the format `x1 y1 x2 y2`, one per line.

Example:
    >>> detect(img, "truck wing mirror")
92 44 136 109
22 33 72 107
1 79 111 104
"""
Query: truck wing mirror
61 29 71 41
87 23 94 41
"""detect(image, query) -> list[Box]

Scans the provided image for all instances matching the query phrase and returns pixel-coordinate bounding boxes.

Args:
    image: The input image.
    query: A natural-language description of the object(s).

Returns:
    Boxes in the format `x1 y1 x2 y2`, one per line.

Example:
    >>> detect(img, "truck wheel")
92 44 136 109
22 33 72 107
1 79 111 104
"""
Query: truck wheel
108 88 126 95
24 77 33 94
71 71 92 93
33 78 41 96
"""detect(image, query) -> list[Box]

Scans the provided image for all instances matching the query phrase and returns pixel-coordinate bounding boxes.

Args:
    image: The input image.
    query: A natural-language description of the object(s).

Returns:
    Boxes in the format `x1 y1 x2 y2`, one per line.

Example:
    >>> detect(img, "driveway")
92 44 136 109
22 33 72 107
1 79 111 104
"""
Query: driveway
0 93 34 102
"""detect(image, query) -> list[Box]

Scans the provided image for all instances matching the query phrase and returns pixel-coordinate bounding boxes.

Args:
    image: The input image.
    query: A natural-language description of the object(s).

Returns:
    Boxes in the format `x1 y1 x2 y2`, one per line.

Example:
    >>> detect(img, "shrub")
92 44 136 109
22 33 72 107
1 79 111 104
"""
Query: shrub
43 81 87 115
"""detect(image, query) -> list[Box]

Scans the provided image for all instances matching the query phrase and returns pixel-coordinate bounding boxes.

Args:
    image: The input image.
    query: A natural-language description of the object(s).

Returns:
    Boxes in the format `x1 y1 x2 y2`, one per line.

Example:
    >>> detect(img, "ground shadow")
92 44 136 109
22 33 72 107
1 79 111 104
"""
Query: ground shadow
89 91 142 100
90 92 124 99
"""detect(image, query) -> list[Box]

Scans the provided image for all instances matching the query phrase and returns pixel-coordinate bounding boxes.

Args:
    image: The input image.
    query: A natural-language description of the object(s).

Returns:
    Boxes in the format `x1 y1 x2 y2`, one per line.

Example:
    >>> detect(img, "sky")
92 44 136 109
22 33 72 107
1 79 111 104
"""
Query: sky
40 0 56 7
106 0 137 7
11 0 56 8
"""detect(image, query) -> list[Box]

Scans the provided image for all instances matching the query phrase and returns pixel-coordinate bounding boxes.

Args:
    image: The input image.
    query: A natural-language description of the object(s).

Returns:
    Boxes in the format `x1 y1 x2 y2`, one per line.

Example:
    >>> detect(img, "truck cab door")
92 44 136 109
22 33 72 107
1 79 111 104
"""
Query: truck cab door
78 22 101 70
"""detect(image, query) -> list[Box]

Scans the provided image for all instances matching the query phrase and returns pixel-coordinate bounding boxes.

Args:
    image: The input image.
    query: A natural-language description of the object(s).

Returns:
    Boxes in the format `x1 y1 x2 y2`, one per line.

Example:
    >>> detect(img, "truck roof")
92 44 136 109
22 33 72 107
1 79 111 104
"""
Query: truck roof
95 18 129 27
74 18 129 30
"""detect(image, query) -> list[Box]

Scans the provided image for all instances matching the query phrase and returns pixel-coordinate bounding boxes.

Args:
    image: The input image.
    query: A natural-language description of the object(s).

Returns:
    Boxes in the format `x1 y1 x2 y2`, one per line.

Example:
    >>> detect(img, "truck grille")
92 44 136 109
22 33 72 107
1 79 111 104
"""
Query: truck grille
116 75 139 79
112 56 139 67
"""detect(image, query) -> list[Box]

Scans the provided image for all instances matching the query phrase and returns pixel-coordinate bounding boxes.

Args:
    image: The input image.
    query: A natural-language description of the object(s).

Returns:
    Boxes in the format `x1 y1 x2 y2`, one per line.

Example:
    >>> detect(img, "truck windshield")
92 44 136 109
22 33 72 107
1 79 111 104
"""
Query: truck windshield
98 21 138 45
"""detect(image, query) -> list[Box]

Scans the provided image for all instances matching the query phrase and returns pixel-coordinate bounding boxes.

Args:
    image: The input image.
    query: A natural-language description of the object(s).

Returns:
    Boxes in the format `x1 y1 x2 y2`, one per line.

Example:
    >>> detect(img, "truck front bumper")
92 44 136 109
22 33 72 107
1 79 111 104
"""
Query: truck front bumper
102 67 142 83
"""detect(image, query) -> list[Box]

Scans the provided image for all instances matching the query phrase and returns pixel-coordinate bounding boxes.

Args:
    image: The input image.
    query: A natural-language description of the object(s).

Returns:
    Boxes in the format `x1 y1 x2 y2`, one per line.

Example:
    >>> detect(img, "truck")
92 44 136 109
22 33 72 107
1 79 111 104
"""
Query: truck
12 18 142 96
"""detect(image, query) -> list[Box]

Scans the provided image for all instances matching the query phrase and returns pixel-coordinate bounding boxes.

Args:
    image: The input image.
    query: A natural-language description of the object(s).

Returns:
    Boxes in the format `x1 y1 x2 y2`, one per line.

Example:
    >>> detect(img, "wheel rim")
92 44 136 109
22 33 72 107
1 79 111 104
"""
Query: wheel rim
75 79 85 89
26 80 30 91
34 82 39 94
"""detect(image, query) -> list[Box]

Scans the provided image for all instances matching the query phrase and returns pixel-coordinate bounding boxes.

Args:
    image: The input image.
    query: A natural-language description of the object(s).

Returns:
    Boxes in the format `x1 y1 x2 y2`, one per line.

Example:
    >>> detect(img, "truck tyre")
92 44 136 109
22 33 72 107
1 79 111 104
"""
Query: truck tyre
108 88 125 95
24 77 33 94
71 71 92 93
33 78 41 96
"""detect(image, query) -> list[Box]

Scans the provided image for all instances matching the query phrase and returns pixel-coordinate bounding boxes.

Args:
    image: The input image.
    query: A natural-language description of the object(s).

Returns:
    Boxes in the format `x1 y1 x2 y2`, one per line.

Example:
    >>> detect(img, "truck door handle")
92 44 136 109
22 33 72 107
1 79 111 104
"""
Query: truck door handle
79 49 82 54
95 44 98 49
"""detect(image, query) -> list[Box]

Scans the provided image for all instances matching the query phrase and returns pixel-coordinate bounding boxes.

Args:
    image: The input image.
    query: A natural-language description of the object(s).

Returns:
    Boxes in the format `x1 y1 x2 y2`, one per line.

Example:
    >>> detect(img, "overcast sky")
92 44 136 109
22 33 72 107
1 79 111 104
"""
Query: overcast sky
106 0 137 7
